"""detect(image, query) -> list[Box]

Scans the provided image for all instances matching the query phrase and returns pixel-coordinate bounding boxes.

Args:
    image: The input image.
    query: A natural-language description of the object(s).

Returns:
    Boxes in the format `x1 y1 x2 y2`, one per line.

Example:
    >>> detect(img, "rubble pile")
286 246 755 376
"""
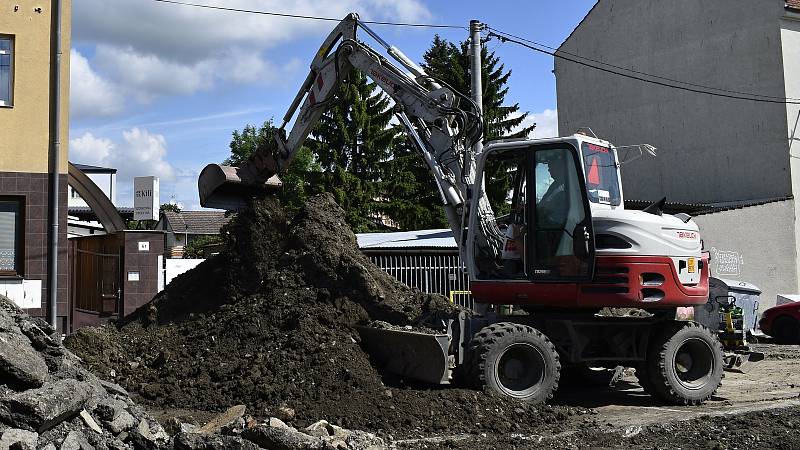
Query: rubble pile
66 194 573 437
0 294 173 449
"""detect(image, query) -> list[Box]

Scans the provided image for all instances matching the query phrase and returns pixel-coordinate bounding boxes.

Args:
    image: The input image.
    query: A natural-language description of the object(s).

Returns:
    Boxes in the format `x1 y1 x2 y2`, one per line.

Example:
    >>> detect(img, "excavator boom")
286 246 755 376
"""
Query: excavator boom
198 13 504 261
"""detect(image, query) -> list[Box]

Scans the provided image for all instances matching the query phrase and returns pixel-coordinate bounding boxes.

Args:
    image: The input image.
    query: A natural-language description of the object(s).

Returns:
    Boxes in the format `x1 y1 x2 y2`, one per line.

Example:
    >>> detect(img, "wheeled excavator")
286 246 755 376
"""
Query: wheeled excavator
198 14 725 405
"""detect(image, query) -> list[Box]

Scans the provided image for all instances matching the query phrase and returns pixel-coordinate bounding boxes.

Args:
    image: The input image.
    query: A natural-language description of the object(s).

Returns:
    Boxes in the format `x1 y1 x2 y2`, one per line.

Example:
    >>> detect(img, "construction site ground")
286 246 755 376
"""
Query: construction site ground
396 342 800 449
135 342 800 449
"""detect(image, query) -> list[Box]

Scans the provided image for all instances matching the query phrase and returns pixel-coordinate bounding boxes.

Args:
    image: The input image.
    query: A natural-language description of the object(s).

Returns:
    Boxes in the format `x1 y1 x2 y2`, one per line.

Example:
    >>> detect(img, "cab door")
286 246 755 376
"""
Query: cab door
528 144 596 282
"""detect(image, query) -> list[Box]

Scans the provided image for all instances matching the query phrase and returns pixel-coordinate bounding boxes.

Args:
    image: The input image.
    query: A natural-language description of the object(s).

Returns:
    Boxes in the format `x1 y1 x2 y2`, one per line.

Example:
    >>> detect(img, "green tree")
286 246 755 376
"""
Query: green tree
226 120 318 212
305 70 399 232
183 234 222 258
422 35 536 214
379 133 447 230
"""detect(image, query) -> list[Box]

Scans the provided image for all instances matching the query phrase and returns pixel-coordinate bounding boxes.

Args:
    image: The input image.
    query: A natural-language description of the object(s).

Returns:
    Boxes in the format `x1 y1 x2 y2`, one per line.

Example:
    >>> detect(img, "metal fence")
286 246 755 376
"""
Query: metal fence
365 252 473 309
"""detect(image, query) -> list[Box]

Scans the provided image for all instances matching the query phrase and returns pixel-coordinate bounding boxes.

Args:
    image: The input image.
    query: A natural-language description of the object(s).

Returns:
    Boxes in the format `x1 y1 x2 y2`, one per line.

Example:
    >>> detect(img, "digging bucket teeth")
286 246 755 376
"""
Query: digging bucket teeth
198 163 282 210
356 325 451 385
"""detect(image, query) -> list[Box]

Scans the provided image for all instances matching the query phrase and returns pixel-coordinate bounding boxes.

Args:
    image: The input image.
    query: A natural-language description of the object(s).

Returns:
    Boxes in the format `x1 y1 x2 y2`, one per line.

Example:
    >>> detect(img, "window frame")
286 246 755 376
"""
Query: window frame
0 35 14 108
0 196 24 278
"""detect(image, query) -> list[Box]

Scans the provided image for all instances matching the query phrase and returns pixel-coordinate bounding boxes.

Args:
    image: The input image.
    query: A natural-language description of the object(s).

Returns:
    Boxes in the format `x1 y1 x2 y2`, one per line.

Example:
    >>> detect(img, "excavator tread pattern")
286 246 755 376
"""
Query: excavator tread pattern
466 322 561 404
647 321 724 406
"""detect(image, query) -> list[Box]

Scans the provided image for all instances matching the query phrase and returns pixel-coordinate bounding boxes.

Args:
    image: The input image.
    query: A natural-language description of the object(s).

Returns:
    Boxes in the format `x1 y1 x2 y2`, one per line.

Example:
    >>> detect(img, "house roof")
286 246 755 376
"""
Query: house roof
71 162 117 174
161 210 232 234
788 0 800 11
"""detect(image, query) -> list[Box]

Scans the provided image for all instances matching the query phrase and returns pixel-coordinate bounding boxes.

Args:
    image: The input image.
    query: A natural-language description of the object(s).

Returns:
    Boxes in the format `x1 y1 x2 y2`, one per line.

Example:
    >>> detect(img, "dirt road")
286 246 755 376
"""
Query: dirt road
398 343 800 449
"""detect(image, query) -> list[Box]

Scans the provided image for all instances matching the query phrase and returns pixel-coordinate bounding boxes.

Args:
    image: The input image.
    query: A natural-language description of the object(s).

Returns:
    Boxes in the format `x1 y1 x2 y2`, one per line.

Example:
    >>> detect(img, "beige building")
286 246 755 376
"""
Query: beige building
0 0 71 330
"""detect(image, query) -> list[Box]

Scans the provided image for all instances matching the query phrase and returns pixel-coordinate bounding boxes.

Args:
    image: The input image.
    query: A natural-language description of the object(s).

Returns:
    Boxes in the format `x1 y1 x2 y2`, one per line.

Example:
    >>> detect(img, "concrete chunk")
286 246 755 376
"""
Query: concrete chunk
241 425 321 450
174 433 263 450
0 379 90 432
59 430 94 450
197 405 245 434
0 332 49 388
78 410 102 434
105 409 136 434
0 428 38 450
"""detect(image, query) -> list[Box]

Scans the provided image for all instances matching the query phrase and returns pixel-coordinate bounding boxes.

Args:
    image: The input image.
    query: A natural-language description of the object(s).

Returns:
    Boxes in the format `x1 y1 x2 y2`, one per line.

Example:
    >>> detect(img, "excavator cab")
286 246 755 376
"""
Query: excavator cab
468 138 597 283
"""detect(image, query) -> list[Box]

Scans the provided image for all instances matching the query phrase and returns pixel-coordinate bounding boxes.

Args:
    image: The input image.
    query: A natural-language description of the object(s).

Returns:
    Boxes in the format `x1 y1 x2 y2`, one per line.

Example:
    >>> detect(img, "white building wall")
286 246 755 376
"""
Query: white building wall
68 172 116 207
556 0 791 204
782 11 800 299
693 200 798 311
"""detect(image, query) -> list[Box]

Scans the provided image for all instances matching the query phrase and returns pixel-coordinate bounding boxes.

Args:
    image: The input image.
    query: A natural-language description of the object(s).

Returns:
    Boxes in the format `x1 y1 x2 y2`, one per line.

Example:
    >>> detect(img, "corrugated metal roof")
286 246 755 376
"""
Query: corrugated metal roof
357 228 457 249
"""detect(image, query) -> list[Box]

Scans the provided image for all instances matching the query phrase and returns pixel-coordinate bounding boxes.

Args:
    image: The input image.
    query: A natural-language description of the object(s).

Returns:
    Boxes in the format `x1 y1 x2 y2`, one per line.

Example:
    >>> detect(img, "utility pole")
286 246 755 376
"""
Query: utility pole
469 19 484 157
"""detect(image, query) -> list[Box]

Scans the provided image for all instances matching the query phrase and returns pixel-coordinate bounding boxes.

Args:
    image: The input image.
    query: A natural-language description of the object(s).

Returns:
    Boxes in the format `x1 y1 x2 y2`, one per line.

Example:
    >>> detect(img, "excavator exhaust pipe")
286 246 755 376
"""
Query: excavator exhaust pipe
198 163 282 210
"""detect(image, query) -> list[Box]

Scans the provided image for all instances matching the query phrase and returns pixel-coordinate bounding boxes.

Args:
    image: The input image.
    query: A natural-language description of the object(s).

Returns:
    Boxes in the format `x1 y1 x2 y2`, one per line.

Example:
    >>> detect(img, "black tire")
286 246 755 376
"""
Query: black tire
646 322 723 405
467 322 560 403
771 316 800 344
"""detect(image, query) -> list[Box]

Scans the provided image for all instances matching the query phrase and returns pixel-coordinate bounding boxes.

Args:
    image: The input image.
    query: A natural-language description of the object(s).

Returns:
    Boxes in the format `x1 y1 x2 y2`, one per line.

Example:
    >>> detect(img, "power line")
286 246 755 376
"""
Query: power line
488 28 800 105
150 0 466 29
488 27 800 102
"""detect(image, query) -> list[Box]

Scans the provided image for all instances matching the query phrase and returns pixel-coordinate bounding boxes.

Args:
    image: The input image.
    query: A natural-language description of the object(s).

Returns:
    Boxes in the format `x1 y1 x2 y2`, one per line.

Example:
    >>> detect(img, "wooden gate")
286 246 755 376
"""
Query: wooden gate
73 248 120 316
69 233 124 331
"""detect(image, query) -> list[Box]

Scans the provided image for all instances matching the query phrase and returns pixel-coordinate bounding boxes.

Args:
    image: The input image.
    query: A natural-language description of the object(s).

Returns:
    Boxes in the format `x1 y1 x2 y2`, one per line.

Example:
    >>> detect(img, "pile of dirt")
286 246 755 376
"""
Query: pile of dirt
66 194 576 438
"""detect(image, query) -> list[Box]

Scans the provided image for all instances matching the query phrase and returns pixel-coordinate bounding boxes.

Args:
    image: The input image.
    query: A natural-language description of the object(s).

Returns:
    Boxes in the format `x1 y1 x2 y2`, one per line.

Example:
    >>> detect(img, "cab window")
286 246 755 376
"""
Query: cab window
581 142 621 206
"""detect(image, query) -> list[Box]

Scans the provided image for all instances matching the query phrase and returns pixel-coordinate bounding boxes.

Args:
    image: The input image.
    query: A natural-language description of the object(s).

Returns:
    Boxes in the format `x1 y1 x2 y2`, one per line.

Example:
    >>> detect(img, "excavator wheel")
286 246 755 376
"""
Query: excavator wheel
467 322 560 404
646 322 724 405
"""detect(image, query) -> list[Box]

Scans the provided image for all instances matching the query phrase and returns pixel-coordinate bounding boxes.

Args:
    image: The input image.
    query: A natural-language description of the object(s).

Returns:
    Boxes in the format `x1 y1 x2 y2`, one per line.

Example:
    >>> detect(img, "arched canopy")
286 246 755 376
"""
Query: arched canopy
67 162 125 233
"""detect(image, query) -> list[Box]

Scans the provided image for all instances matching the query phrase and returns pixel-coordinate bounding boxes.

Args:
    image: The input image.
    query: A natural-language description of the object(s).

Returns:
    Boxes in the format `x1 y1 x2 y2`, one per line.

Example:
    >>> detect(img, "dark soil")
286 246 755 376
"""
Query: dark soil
400 405 800 449
66 194 576 438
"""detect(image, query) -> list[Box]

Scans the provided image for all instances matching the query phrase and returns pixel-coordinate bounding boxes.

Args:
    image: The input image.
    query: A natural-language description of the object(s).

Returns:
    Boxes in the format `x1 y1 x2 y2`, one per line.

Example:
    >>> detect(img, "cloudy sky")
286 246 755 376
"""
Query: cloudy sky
68 0 595 209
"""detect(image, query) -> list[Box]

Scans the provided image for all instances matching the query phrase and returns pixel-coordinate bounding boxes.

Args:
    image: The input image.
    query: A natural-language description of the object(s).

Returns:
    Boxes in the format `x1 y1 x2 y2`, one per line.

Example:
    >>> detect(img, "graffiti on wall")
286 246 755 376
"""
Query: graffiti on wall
710 247 744 277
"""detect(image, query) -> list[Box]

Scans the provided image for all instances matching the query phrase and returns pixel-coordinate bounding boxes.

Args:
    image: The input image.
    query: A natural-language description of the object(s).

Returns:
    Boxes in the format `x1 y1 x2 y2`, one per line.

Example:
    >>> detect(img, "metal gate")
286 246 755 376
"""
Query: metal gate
72 248 121 316
366 252 473 309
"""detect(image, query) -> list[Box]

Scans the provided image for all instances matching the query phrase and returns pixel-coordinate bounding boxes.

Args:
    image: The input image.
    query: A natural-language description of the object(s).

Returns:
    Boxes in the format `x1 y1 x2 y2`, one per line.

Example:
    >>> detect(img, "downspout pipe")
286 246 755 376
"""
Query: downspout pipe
48 0 63 332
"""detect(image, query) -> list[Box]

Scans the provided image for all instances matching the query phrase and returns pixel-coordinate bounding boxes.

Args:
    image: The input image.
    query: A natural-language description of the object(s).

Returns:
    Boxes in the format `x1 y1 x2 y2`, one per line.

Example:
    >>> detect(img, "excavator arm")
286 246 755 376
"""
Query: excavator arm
198 13 502 258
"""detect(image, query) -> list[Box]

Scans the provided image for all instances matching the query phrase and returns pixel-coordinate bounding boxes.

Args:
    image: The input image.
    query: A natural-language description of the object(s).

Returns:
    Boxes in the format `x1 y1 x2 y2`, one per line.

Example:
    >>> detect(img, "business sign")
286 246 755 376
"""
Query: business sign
134 176 159 221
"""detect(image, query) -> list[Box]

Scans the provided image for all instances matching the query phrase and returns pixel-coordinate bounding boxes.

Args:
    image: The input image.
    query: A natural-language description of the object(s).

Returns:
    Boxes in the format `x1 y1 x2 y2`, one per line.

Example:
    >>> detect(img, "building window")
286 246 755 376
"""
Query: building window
0 36 12 107
0 199 23 276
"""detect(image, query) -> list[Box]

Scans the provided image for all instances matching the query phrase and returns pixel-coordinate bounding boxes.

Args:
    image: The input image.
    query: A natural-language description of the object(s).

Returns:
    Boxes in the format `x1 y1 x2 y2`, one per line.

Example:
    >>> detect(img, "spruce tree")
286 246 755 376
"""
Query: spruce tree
305 69 399 232
421 36 536 214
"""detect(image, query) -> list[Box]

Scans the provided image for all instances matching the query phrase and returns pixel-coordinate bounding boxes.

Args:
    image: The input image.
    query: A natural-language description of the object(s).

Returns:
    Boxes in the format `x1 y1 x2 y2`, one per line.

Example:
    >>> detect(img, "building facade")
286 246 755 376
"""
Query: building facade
555 0 800 309
0 0 71 329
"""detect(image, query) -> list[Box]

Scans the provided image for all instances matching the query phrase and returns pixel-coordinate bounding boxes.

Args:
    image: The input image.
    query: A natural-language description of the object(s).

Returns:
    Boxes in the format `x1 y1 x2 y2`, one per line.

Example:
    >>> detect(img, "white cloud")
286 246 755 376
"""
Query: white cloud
71 0 432 104
70 128 177 205
517 109 559 139
73 0 431 62
69 50 124 118
94 45 213 102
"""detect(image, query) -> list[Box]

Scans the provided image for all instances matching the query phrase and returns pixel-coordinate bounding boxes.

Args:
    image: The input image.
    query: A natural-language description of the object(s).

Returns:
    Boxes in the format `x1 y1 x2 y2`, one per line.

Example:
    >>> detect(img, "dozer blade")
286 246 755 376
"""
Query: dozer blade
723 350 765 374
356 326 451 385
198 163 282 210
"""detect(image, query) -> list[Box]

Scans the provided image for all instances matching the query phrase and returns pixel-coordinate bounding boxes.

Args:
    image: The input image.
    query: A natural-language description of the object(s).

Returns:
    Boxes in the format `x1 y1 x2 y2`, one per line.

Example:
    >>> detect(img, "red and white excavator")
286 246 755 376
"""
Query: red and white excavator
198 14 725 405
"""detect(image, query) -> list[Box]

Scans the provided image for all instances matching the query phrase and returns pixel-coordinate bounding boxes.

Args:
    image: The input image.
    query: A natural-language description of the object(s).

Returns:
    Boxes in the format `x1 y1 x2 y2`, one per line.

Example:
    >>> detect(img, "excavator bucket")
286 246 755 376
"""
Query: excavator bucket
198 163 282 210
356 325 451 385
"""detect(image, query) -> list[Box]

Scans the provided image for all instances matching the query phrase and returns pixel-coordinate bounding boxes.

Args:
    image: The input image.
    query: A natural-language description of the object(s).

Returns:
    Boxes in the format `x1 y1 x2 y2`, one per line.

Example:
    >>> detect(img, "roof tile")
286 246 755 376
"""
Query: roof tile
163 210 231 234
